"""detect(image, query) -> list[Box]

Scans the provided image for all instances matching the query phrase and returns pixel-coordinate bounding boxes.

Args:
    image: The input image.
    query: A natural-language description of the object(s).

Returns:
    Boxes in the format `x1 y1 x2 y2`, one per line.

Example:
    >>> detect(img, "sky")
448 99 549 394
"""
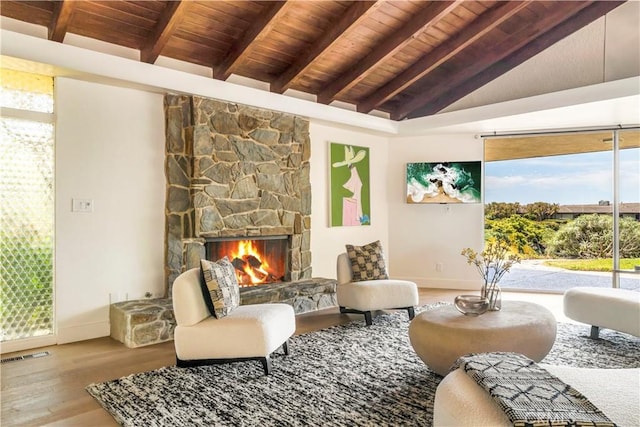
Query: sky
484 148 640 205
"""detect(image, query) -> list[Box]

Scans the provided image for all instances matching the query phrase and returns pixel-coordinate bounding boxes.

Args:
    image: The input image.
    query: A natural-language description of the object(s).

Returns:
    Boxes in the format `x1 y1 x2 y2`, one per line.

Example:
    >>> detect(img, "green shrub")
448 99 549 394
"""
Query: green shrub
547 214 640 258
522 202 560 221
485 215 556 257
485 202 520 219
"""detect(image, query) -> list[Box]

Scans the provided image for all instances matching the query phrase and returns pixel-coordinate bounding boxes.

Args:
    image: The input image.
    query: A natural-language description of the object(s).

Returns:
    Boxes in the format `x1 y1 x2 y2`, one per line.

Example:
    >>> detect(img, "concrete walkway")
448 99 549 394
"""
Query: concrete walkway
500 260 640 292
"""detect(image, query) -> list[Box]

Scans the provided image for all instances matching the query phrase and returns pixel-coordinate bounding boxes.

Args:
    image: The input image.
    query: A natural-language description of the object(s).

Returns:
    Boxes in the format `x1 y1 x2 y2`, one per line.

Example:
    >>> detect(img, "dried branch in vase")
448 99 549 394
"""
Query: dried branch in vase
461 239 521 298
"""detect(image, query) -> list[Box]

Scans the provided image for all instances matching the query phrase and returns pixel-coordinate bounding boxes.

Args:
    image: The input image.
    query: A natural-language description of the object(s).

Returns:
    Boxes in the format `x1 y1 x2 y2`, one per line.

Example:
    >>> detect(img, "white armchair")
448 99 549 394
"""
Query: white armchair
336 253 419 325
172 268 295 375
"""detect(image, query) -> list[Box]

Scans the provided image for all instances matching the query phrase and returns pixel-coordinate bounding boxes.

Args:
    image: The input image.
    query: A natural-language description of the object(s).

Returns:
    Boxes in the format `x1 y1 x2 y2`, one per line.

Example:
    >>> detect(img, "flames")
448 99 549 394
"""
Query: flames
229 240 280 286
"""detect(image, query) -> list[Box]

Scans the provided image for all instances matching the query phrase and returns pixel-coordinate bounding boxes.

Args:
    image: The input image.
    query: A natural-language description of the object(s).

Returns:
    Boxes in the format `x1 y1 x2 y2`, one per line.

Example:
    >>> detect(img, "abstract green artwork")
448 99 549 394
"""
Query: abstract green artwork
330 142 371 226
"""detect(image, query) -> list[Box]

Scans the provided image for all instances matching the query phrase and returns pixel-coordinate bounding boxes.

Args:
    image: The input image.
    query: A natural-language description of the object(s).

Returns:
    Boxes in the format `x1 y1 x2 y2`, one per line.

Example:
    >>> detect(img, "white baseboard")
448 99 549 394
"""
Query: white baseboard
0 335 57 354
57 321 110 344
396 276 481 290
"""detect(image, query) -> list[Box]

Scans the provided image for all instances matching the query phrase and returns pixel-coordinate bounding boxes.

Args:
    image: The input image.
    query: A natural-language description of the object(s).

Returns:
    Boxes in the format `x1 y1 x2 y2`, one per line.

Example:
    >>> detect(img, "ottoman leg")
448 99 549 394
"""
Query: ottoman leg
590 325 601 339
407 306 415 320
282 339 290 355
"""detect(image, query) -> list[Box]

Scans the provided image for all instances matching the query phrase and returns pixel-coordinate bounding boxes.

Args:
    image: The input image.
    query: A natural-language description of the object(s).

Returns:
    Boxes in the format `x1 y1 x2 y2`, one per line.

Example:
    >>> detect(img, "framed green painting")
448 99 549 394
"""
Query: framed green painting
329 142 370 226
406 161 481 204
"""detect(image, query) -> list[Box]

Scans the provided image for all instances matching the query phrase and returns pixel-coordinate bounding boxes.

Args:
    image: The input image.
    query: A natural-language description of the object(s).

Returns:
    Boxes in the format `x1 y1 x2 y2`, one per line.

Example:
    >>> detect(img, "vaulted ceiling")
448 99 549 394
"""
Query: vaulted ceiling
0 1 625 120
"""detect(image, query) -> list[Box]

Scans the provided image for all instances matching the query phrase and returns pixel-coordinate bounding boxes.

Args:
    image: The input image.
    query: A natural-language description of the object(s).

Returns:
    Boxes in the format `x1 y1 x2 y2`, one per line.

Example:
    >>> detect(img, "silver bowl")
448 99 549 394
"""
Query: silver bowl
454 295 489 316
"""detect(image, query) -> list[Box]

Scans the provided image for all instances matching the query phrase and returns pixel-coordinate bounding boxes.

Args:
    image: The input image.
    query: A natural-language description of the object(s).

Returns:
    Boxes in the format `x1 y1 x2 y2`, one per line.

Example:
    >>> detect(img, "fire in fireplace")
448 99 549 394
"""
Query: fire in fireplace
206 237 288 286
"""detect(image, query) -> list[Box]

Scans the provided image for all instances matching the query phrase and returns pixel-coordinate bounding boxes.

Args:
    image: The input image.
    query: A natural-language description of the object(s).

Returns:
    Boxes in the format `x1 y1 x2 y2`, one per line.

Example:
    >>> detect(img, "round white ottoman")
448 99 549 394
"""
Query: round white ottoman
409 301 557 376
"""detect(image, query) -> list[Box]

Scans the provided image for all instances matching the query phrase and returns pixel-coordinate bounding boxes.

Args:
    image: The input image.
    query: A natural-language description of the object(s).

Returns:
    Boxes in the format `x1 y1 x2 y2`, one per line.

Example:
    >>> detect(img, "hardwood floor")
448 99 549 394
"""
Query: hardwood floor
1 289 563 427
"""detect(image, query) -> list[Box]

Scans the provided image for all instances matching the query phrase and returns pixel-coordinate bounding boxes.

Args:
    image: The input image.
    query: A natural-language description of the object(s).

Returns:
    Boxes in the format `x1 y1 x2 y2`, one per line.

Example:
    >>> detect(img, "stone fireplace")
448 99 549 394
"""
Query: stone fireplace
110 95 336 349
164 94 322 301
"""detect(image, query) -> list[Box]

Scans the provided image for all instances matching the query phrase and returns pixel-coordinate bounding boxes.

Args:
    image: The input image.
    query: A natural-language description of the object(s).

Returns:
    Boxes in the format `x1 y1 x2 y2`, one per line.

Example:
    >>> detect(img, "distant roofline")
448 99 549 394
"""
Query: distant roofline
556 202 639 214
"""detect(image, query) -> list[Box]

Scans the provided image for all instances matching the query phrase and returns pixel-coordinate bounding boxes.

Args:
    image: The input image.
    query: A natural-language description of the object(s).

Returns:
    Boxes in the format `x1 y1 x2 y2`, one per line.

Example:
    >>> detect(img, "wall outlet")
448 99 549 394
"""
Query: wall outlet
109 292 129 304
72 198 93 213
435 262 443 272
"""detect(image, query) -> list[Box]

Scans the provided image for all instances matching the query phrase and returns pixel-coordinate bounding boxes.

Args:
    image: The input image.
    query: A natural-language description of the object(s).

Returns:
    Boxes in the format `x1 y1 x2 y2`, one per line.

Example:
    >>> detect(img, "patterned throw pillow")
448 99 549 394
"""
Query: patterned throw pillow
199 257 240 318
345 240 389 282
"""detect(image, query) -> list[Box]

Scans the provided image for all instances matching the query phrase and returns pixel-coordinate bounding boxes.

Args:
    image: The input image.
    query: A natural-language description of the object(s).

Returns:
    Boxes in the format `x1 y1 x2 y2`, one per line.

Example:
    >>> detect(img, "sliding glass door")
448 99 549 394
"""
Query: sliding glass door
614 130 640 288
484 129 639 292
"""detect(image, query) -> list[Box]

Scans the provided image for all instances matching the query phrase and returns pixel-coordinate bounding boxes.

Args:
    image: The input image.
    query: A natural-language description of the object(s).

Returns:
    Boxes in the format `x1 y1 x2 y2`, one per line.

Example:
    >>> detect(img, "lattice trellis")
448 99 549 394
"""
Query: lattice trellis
0 70 54 342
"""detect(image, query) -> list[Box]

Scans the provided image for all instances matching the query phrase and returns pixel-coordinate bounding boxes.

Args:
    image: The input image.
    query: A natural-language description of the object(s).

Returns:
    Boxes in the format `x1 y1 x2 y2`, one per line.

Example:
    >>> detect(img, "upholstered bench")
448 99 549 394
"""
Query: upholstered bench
563 287 640 338
433 365 640 426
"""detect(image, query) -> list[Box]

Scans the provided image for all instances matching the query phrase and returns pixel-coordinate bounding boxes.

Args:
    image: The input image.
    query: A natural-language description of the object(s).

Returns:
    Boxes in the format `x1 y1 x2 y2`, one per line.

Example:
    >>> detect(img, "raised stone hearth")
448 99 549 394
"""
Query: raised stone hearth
110 298 175 348
241 278 337 313
110 278 337 348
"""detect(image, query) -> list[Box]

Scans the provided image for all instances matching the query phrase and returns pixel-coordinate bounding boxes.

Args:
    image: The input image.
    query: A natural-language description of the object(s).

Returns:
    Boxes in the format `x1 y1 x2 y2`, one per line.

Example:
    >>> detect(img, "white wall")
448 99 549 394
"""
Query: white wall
387 135 485 290
605 2 640 81
309 122 390 279
55 78 165 343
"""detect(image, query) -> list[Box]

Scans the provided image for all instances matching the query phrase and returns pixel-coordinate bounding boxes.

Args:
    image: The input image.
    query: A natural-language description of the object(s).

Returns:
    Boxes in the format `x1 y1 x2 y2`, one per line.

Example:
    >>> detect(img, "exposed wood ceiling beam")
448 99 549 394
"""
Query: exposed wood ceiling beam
357 1 531 114
48 0 74 42
391 2 595 121
270 1 379 95
405 0 626 119
214 1 291 81
141 1 188 64
316 0 462 105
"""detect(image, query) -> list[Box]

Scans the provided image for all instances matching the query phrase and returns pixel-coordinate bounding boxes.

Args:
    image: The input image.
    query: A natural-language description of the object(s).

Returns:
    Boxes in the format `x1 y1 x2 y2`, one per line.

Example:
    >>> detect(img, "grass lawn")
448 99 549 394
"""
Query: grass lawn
543 258 640 272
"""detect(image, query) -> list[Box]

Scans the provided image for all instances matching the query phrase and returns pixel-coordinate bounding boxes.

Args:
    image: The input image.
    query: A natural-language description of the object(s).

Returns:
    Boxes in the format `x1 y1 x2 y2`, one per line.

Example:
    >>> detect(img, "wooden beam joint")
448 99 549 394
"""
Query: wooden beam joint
141 1 188 64
214 1 290 81
48 0 74 43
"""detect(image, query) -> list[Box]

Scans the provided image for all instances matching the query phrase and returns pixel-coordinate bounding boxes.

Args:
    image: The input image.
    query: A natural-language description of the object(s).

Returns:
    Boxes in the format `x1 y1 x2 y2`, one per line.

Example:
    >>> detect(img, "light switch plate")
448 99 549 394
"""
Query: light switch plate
72 198 93 213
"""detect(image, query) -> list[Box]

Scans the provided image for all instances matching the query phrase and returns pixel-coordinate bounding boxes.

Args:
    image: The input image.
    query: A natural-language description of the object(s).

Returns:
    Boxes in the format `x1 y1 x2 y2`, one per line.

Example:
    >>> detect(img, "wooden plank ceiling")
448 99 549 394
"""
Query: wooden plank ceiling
485 130 640 161
0 0 625 121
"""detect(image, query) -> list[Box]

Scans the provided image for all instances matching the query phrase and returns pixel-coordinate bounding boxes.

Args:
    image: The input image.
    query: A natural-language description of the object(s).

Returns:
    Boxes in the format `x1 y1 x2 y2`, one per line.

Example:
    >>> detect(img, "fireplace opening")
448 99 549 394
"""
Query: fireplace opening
206 236 289 287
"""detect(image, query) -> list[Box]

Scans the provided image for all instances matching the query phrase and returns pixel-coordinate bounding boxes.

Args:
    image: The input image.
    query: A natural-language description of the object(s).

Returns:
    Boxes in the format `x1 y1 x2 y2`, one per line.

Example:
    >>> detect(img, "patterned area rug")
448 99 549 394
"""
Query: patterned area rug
87 304 640 427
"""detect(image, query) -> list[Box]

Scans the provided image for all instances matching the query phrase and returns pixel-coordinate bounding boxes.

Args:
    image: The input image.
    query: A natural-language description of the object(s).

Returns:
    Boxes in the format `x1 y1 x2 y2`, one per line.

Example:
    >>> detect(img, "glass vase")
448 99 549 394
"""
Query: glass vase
481 283 502 311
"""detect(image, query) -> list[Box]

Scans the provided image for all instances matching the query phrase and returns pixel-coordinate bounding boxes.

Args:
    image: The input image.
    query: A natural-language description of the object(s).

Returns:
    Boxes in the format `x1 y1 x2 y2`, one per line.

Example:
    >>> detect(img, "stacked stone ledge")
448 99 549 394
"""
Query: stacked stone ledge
110 299 175 348
110 279 337 348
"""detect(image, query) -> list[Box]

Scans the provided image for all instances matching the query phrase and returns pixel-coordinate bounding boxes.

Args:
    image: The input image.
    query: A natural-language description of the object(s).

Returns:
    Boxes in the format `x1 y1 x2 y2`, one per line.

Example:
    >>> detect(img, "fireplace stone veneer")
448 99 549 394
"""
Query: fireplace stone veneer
110 278 337 348
164 94 313 296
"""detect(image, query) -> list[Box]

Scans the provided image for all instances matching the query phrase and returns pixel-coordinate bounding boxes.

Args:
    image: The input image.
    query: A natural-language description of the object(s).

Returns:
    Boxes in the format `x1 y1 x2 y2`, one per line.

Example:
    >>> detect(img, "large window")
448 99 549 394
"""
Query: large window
484 130 640 292
0 69 55 345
